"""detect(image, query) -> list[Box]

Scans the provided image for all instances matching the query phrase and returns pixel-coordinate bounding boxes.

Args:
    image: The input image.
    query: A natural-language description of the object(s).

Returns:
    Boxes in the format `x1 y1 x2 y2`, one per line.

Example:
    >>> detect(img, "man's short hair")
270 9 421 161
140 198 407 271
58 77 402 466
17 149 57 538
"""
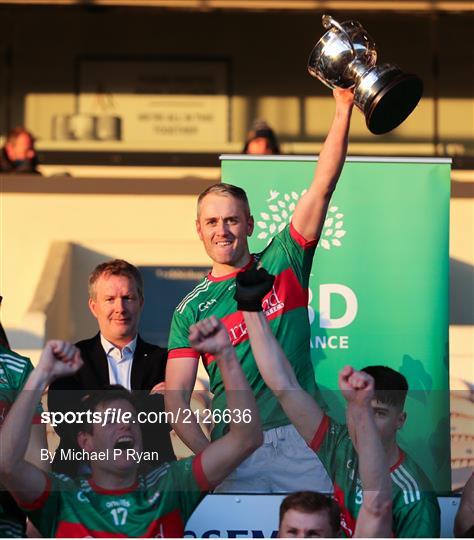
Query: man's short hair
78 385 137 435
6 126 34 145
88 259 144 300
197 183 251 218
361 365 409 410
279 491 340 535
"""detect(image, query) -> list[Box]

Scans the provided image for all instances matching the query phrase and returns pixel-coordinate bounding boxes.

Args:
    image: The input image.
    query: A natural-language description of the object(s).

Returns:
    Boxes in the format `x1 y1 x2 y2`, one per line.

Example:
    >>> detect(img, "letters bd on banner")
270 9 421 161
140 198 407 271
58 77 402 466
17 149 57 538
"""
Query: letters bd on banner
221 155 452 491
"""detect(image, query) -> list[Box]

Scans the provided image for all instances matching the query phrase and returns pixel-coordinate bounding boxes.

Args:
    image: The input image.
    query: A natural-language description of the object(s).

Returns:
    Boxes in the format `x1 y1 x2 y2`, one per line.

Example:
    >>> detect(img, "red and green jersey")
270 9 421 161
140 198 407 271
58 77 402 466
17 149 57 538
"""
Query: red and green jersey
0 345 42 538
310 416 441 538
19 455 209 537
168 223 318 439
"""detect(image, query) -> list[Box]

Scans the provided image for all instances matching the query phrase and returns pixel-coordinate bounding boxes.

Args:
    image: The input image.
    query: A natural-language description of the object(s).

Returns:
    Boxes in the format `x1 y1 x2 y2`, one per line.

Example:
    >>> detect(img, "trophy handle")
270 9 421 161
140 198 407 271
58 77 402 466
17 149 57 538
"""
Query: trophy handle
321 14 356 58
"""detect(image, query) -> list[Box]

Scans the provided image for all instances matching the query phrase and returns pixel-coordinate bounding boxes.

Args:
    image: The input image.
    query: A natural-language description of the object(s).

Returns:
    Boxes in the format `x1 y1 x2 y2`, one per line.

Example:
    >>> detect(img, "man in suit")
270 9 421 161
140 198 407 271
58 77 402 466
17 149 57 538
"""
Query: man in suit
48 259 175 475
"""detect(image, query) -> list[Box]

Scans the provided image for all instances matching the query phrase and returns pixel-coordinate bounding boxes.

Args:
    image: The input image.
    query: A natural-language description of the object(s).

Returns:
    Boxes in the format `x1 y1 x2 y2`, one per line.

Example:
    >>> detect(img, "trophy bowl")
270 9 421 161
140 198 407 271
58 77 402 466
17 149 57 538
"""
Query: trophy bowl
308 15 423 134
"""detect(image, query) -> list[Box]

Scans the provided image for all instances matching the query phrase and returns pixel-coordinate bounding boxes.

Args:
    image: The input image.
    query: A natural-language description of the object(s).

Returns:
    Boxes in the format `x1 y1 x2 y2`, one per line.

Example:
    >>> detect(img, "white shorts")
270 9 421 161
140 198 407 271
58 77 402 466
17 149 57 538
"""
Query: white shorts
213 423 333 494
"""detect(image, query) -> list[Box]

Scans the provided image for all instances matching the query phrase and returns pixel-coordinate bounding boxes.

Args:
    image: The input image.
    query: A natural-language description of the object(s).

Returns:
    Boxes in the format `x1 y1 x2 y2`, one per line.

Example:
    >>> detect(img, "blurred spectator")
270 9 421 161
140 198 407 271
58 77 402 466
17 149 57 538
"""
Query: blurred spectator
242 119 280 155
0 127 40 174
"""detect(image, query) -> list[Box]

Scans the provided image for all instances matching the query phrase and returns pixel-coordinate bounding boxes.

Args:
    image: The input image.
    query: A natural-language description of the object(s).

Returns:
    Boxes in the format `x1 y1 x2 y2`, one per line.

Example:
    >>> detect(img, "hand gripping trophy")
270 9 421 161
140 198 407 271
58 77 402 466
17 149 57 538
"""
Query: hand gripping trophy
308 15 423 134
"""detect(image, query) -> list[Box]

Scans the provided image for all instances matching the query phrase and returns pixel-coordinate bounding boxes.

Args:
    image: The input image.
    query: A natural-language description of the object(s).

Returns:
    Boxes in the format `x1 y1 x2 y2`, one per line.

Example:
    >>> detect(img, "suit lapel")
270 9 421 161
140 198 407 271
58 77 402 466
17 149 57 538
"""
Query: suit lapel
86 334 111 387
131 335 148 390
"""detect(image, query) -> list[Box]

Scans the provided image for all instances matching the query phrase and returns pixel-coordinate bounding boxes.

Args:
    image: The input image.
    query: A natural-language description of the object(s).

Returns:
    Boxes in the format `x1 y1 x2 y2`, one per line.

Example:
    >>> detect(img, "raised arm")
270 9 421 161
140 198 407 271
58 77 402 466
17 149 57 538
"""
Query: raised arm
187 316 262 487
25 424 50 472
292 88 354 242
165 357 210 454
0 341 82 505
339 367 392 538
235 267 324 443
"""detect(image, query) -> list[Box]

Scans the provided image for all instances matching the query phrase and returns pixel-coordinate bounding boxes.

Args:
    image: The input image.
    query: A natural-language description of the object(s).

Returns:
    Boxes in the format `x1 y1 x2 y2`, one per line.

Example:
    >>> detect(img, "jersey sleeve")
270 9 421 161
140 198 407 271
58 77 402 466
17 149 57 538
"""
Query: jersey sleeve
0 348 43 424
393 494 441 538
272 223 317 287
16 472 67 537
310 415 352 480
167 306 199 360
165 455 208 524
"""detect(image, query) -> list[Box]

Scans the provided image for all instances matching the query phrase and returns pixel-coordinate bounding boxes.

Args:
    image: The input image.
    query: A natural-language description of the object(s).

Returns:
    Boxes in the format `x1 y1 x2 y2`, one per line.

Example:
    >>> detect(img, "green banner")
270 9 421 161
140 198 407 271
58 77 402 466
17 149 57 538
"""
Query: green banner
221 155 451 491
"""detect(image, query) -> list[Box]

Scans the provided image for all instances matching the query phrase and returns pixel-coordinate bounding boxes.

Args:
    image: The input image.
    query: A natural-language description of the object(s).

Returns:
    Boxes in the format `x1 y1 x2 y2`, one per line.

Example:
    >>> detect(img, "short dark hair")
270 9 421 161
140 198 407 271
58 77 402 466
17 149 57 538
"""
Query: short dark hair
242 120 280 155
361 365 408 409
88 259 144 300
279 491 340 535
197 183 251 218
78 385 137 435
6 126 35 145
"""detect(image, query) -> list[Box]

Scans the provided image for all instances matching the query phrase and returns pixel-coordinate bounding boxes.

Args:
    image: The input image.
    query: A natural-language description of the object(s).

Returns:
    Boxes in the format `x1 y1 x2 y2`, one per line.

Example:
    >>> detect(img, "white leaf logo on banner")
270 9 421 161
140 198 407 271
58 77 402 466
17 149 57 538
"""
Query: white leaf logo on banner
256 193 346 250
320 206 346 250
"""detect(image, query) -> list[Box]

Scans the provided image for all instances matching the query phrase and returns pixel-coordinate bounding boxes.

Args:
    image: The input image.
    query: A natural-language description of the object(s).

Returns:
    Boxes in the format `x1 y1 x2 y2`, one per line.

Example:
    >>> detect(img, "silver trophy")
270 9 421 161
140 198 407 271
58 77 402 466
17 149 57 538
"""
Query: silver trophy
308 15 423 134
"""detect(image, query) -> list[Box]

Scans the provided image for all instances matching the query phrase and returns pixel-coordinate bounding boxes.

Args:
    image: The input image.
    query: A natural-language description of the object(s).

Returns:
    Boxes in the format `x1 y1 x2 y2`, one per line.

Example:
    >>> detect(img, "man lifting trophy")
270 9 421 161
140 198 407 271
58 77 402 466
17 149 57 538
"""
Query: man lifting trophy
308 15 423 134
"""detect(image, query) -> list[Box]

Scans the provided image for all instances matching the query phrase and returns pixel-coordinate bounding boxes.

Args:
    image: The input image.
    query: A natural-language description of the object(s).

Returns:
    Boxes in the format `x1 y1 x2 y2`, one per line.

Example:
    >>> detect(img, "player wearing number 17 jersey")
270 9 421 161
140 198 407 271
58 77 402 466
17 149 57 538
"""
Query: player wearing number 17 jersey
0 320 262 537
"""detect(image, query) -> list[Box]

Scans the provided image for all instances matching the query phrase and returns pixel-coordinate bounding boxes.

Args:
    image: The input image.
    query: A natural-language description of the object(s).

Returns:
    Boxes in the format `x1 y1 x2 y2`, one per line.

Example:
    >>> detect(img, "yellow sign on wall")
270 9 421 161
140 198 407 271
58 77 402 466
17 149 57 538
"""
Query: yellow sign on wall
68 58 230 146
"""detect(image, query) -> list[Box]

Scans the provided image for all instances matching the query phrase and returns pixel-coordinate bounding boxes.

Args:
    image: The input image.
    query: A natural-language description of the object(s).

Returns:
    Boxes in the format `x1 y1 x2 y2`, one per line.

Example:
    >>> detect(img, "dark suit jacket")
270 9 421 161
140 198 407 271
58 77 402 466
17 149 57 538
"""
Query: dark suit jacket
47 333 175 474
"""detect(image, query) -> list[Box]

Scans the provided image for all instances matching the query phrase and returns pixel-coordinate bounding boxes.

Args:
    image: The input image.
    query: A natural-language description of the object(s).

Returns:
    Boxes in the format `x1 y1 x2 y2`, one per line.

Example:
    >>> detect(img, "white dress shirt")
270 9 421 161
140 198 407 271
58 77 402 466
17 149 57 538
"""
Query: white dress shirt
100 334 137 390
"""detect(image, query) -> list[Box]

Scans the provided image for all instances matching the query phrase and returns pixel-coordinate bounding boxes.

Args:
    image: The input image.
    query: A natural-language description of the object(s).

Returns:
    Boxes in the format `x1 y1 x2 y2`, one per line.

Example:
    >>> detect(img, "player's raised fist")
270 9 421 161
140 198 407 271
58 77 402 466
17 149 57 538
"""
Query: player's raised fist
38 340 83 382
235 266 275 312
189 316 232 355
338 365 374 406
